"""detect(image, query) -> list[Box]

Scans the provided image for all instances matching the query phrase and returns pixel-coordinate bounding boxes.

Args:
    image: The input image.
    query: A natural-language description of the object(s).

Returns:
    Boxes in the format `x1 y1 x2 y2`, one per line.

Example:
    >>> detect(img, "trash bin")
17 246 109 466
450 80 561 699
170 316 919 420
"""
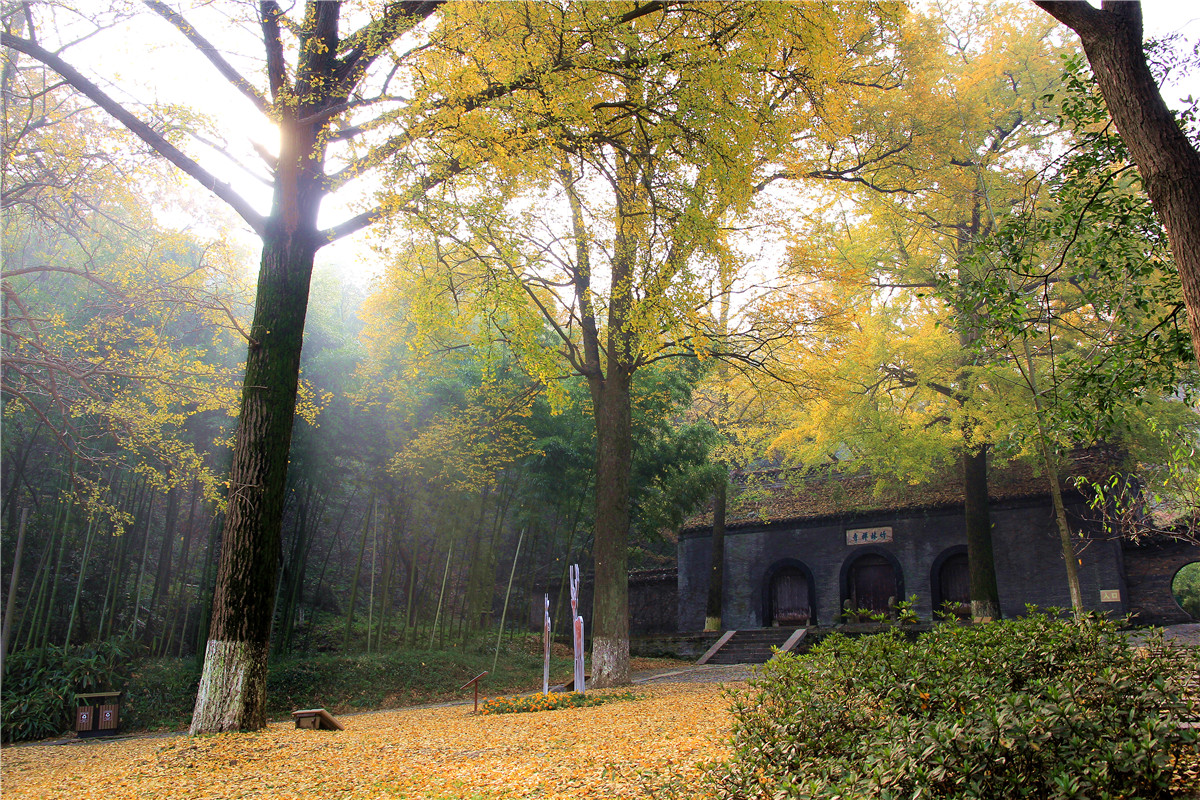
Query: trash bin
75 692 122 738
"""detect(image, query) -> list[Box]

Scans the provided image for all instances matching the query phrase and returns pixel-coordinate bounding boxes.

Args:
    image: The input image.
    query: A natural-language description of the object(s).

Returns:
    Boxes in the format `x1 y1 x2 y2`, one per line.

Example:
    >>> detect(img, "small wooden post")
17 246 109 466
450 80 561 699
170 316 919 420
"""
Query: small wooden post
570 564 585 694
460 671 488 714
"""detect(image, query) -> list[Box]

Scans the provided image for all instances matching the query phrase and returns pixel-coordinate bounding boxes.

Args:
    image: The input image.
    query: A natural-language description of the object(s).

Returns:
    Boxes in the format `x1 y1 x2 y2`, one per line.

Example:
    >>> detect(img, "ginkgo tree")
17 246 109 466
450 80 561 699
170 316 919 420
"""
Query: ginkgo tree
1 41 258 671
943 57 1199 552
382 1 903 685
769 1 1077 620
4 0 741 731
2 34 246 513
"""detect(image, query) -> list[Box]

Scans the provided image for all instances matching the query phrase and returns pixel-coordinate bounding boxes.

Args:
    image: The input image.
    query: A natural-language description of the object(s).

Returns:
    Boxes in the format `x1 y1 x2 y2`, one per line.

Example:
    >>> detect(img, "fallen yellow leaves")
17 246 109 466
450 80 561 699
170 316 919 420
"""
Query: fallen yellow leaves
2 682 733 800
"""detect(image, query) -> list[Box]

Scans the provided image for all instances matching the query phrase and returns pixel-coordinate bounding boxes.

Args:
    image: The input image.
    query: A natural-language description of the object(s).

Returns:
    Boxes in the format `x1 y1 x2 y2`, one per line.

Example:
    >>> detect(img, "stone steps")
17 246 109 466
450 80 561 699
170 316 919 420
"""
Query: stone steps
699 628 807 665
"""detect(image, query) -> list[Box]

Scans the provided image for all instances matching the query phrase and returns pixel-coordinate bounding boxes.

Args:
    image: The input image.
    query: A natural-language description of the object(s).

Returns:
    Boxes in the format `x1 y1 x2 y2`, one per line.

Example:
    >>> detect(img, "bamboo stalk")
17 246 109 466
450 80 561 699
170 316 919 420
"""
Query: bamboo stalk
492 527 524 673
2 508 30 672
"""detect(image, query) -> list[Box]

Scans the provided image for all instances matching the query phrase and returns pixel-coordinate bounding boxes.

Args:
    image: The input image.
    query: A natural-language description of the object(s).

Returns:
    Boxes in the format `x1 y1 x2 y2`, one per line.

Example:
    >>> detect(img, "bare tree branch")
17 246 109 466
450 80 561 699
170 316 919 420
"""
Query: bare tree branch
144 0 271 114
1 32 267 236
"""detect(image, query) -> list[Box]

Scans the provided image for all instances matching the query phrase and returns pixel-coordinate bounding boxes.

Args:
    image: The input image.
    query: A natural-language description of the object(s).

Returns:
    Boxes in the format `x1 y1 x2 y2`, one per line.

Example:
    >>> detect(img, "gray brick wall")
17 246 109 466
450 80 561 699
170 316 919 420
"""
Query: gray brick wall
679 498 1132 631
1122 537 1200 624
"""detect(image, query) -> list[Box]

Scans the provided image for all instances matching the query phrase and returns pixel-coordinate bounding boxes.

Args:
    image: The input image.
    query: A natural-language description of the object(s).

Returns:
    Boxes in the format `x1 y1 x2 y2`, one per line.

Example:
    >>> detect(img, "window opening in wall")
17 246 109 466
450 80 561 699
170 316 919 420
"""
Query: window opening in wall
1172 561 1200 621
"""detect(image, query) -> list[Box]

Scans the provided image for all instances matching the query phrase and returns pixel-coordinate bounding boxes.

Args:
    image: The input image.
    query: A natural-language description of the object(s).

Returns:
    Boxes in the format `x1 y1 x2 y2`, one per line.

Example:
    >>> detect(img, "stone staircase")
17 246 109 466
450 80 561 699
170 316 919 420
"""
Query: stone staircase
698 628 807 665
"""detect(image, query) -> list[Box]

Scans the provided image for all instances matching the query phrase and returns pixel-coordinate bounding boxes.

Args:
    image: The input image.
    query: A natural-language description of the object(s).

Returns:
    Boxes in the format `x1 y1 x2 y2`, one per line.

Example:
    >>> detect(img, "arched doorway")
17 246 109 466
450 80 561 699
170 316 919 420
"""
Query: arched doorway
931 548 970 619
844 552 900 615
761 560 816 626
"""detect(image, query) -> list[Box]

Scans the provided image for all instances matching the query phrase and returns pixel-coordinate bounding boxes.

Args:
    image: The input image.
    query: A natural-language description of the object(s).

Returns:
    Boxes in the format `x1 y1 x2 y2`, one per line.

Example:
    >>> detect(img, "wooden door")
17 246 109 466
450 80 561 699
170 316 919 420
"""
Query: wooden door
771 568 810 625
849 554 897 614
938 553 970 617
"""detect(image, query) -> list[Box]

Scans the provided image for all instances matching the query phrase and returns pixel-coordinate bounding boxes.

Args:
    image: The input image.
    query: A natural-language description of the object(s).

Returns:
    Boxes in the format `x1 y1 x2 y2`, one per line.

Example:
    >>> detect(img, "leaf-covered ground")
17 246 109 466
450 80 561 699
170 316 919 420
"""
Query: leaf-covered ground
2 682 730 799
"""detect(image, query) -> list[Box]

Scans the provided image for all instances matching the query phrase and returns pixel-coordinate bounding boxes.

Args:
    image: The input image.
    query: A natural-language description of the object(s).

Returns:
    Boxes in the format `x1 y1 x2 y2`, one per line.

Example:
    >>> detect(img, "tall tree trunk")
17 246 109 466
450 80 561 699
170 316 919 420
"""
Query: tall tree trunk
14 515 51 653
1018 335 1086 614
704 475 728 631
18 474 69 652
162 484 202 657
39 493 74 657
962 446 1001 620
1040 452 1084 614
189 230 319 733
569 142 639 688
129 488 157 638
64 513 99 647
105 473 146 641
955 195 1002 623
302 488 357 653
96 473 135 641
1034 1 1200 364
273 484 312 657
589 369 632 688
430 539 454 649
188 0 345 730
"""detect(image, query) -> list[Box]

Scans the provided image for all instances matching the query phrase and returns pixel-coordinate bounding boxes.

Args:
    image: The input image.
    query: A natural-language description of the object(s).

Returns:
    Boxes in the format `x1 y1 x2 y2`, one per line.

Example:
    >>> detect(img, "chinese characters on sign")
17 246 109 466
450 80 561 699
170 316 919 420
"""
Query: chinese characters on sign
846 526 893 546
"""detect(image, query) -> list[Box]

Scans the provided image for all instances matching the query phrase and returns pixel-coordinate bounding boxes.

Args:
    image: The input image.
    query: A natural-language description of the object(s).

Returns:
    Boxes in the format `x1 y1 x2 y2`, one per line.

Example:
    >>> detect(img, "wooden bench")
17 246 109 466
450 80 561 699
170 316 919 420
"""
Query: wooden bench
291 708 344 731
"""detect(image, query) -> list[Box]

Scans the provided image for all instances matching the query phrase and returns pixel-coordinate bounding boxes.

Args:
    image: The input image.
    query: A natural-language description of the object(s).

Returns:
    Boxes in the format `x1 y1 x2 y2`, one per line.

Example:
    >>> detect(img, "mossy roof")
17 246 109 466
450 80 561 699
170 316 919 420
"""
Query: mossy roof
681 450 1120 534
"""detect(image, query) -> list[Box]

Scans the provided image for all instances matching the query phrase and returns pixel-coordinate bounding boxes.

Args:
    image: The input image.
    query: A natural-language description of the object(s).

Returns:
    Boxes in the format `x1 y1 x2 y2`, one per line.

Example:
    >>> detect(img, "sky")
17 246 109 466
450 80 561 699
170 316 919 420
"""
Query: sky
39 1 1200 284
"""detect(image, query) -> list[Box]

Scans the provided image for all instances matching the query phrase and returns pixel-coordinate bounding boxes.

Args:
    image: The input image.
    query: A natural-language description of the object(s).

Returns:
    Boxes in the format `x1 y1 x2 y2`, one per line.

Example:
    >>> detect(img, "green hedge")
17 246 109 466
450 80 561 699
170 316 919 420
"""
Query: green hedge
700 611 1199 800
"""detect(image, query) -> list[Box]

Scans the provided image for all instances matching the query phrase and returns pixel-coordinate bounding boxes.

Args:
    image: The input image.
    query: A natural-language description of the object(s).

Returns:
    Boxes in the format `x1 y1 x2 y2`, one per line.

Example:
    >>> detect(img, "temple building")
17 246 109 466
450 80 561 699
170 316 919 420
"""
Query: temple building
650 452 1199 645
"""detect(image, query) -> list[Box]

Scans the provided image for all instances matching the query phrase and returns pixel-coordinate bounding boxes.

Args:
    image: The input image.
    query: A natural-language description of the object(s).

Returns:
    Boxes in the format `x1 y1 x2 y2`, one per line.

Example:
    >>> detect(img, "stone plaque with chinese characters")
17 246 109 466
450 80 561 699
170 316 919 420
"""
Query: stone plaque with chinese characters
846 526 893 546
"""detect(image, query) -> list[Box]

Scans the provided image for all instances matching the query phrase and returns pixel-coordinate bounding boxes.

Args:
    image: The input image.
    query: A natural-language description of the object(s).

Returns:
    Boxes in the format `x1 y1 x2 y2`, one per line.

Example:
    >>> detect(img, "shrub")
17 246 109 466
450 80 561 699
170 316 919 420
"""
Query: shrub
480 690 638 715
1 638 133 743
701 611 1199 800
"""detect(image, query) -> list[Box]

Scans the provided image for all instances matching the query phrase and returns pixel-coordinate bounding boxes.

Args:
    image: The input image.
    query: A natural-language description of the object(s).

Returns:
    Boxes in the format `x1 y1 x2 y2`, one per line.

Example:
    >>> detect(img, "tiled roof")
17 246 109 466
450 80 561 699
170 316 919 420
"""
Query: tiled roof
681 450 1120 533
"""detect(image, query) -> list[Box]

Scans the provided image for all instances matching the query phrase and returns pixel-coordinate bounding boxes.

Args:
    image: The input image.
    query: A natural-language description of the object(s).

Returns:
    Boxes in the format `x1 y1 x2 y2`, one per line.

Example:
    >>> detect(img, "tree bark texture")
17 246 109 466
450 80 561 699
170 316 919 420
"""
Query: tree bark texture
189 230 318 733
1035 0 1200 364
963 447 1001 621
704 476 727 631
189 0 350 731
588 370 633 688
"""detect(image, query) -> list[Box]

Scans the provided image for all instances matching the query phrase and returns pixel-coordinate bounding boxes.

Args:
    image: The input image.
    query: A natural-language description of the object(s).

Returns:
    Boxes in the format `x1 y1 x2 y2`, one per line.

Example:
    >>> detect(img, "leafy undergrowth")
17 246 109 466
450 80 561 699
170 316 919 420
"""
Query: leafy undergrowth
119 650 686 734
480 690 639 715
109 648 583 734
3 682 732 800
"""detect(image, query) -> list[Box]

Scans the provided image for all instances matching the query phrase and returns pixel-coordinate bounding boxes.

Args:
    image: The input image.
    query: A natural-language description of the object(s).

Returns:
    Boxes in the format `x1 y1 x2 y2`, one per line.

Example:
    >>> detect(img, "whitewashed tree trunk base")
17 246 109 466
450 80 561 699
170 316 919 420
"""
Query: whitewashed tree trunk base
189 639 269 734
590 635 630 688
